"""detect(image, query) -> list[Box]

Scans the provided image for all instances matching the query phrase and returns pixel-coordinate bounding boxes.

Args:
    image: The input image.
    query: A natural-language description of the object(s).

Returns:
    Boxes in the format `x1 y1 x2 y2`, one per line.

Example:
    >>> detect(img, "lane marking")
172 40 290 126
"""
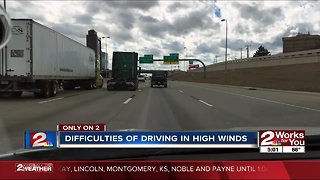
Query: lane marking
199 100 213 107
178 90 184 93
123 98 132 104
38 97 64 104
227 93 320 112
190 96 199 100
178 82 320 113
123 95 135 104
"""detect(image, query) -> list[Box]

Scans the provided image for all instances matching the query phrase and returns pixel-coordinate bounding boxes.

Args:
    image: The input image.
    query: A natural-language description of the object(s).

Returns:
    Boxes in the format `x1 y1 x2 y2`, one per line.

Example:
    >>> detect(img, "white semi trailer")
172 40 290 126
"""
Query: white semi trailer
0 19 103 98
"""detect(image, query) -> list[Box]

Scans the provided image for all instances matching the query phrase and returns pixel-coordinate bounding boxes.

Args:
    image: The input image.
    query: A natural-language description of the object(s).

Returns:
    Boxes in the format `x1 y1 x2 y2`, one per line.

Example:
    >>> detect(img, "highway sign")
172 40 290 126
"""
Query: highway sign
139 54 153 63
169 53 179 61
164 53 179 64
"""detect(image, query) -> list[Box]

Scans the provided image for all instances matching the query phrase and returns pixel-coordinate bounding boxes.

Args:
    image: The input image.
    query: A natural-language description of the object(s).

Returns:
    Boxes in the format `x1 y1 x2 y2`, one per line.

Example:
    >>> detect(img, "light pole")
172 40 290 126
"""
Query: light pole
101 36 110 70
184 46 187 71
215 55 219 64
221 19 227 84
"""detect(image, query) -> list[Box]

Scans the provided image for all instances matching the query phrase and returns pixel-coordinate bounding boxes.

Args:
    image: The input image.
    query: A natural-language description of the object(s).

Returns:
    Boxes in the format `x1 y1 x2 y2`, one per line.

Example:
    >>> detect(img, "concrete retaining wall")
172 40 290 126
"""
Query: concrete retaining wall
192 48 320 72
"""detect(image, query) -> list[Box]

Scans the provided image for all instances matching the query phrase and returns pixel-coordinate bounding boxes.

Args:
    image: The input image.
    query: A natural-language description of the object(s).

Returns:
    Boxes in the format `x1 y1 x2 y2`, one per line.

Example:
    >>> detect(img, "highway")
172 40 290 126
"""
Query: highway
0 80 319 154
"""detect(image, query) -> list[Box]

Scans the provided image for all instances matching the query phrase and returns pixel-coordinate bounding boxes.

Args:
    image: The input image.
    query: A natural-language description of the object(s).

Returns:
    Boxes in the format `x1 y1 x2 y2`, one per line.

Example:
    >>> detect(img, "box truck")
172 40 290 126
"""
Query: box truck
0 19 103 98
107 52 138 90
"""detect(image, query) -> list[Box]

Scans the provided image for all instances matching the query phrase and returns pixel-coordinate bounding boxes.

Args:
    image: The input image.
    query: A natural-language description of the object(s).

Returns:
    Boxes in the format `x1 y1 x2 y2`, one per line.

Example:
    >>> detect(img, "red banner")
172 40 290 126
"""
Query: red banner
0 161 319 179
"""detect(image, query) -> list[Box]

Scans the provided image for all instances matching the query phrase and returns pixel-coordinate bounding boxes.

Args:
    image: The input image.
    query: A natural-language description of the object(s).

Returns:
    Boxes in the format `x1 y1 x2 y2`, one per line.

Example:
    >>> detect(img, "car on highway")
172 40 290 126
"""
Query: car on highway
151 72 167 88
137 75 145 82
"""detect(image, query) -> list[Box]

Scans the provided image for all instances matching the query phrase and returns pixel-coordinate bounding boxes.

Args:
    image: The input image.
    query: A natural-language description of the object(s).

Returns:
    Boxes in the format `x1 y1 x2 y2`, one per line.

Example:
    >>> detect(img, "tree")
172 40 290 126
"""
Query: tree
253 45 271 57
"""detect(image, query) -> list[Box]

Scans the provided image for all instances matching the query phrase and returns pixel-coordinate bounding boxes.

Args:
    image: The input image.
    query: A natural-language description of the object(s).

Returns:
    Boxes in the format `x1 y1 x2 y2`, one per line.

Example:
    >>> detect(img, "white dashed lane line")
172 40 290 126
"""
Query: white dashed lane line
198 100 214 107
190 96 213 107
38 97 64 104
123 98 133 104
123 95 135 104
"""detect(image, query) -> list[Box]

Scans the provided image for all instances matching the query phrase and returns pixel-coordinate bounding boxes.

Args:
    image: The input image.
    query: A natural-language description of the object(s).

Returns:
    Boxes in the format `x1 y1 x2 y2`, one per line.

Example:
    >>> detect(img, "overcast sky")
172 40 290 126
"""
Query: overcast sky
2 0 320 70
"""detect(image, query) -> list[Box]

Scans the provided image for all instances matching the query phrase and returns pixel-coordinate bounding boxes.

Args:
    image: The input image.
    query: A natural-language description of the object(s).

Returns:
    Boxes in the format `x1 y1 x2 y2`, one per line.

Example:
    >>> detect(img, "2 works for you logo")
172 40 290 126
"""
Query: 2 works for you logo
259 130 305 146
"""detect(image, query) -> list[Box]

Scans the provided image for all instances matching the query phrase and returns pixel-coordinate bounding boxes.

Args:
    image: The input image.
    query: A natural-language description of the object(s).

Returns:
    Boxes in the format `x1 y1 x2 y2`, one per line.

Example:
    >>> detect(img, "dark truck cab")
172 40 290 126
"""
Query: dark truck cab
151 71 167 88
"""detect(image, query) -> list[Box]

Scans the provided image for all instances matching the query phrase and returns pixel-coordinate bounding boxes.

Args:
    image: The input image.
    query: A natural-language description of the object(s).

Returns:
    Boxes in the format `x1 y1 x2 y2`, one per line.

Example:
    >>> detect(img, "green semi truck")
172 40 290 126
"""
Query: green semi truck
107 52 138 91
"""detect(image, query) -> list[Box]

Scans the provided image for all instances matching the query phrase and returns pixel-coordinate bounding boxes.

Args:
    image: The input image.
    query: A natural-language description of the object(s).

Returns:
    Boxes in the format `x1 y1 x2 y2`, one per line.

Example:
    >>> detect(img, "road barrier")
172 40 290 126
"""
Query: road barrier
192 48 320 72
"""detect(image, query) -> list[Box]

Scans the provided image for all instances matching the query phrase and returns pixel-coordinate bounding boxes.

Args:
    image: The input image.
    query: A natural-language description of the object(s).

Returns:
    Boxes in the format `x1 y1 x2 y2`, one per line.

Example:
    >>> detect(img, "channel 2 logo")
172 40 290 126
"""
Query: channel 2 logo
25 131 57 148
259 130 305 146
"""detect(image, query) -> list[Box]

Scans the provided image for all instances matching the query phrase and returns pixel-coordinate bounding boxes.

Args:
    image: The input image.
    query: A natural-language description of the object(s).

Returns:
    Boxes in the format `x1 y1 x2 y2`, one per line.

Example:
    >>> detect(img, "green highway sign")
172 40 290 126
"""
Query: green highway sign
169 53 179 60
164 53 179 64
139 54 153 63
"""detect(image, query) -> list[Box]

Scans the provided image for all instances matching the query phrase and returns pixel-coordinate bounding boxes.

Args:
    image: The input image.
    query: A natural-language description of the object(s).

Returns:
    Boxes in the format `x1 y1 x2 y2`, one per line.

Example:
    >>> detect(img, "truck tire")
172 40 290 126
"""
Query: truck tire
34 81 50 98
84 82 93 90
50 81 58 97
40 81 51 98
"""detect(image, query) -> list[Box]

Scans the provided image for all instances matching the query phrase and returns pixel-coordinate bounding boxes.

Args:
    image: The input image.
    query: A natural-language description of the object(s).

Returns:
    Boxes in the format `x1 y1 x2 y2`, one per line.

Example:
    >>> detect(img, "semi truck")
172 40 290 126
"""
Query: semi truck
107 52 138 91
0 19 103 98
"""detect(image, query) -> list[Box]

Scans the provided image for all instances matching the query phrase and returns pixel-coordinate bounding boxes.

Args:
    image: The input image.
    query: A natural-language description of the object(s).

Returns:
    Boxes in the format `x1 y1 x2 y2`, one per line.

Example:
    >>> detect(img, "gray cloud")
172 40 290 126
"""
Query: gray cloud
167 2 190 12
143 47 162 57
51 23 86 39
117 11 135 30
139 15 158 23
234 23 250 35
195 42 220 54
162 41 184 52
138 18 170 38
8 2 47 23
138 8 218 39
233 2 283 28
75 14 93 24
112 30 133 44
85 1 158 14
85 2 103 14
170 9 216 36
124 1 159 10
102 1 159 10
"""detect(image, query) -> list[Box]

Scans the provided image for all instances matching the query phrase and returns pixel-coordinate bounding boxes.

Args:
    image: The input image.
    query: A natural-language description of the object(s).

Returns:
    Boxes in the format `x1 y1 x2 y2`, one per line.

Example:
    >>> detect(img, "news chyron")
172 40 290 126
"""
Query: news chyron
25 124 305 154
258 130 305 153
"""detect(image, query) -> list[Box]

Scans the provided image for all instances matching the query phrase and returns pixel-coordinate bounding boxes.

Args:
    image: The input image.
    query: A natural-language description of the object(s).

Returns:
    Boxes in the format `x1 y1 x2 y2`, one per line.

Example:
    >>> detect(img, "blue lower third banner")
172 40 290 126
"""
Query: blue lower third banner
58 132 258 148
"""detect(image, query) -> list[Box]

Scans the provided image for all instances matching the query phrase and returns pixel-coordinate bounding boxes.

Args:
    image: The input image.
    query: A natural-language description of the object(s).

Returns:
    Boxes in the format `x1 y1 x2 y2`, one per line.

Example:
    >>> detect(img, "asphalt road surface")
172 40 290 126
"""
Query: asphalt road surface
0 80 319 154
